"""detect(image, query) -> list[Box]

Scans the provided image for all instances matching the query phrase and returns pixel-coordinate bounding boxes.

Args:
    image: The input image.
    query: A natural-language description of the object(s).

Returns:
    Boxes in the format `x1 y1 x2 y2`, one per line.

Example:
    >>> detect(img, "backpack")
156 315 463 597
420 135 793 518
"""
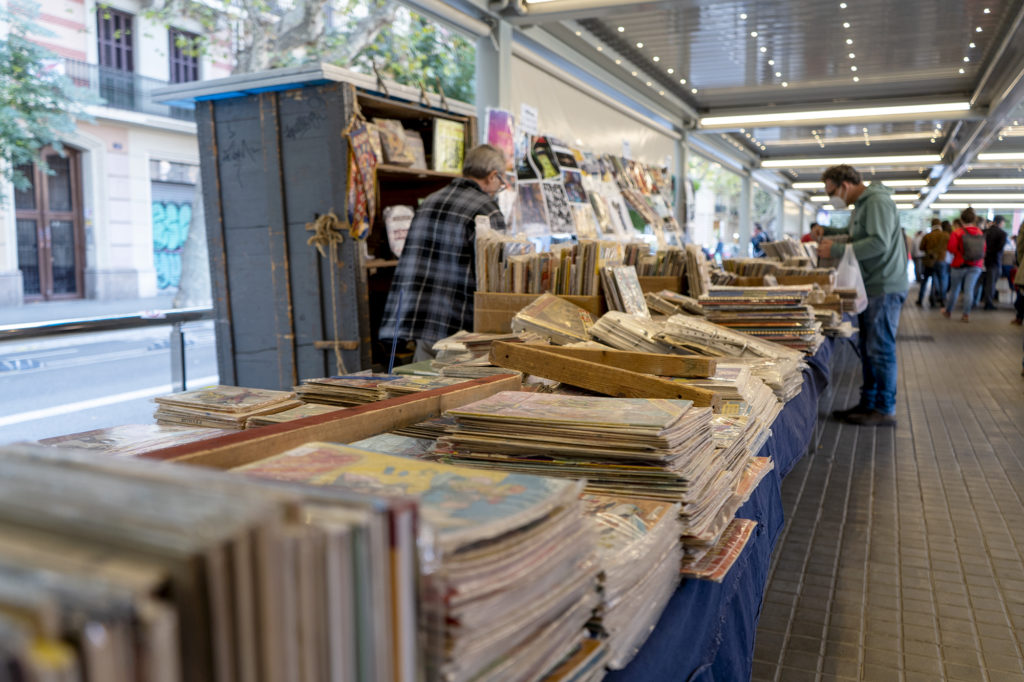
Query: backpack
961 230 985 262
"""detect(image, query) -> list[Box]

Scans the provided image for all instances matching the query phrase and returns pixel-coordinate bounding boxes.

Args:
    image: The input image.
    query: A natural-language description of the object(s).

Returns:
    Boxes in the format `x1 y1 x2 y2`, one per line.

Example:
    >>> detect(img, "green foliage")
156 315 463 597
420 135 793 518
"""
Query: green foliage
0 0 90 192
343 4 476 103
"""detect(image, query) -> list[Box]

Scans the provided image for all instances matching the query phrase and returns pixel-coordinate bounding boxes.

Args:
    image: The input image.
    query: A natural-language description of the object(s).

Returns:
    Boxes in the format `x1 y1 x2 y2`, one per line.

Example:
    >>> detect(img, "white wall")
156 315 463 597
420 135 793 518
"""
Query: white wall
784 199 801 238
510 56 678 166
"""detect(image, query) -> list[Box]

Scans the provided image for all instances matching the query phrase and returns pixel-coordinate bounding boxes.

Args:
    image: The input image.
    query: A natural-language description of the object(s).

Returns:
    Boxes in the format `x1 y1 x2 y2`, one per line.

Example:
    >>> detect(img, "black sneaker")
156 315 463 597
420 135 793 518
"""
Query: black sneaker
832 404 871 421
842 410 897 427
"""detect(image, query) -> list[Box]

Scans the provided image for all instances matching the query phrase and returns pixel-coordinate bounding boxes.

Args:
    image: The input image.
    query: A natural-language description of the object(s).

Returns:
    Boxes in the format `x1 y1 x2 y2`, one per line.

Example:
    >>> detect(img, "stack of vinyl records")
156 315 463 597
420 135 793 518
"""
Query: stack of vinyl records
582 493 682 669
246 402 347 427
0 442 419 682
39 423 232 455
294 374 403 406
435 391 737 541
698 286 825 354
235 442 599 682
153 385 302 429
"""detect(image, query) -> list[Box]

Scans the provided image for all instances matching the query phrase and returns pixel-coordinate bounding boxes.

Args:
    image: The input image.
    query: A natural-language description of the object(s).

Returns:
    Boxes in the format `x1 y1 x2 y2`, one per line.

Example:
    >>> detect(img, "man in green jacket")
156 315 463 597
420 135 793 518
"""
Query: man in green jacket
819 165 909 427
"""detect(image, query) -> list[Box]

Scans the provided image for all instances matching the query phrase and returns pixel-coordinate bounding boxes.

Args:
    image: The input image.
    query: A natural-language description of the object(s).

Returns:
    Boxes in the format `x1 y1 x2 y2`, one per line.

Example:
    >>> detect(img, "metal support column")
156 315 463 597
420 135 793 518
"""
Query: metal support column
170 322 187 392
675 133 689 240
475 19 513 135
738 173 753 257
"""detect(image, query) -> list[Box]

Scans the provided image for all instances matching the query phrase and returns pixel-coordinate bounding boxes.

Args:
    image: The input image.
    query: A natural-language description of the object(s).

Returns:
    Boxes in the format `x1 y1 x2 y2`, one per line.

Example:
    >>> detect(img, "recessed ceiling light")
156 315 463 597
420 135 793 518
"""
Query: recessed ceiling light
653 56 660 61
846 38 853 45
596 46 603 51
839 2 847 7
667 67 674 74
745 133 751 137
575 31 581 36
930 138 936 143
615 59 622 64
782 81 789 87
851 65 858 71
863 127 868 132
976 26 983 32
843 22 850 28
969 42 976 48
659 90 665 95
679 78 687 84
853 76 860 82
775 71 782 77
691 88 698 94
760 46 767 53
646 81 652 86
984 7 990 13
740 12 748 19
617 26 625 32
849 52 856 58
959 68 966 74
631 71 638 76
636 42 644 48
739 128 745 132
768 59 775 65
751 31 758 37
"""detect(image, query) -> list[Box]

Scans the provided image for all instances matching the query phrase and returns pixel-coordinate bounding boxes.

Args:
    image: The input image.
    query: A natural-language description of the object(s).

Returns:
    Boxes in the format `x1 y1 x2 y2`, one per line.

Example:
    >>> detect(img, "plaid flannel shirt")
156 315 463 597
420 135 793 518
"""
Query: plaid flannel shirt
379 178 506 345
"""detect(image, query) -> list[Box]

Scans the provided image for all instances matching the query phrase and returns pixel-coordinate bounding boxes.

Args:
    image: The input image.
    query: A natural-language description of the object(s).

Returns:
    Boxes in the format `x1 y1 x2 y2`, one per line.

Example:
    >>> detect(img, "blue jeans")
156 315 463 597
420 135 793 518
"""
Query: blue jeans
945 266 983 316
857 292 906 415
931 262 950 306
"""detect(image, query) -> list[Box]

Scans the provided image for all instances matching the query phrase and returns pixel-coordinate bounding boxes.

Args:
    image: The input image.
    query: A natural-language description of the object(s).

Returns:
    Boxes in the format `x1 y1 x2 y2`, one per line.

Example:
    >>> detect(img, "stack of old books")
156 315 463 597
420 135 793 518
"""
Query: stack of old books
645 289 705 317
235 442 599 682
600 265 650 317
153 384 301 429
510 293 595 345
0 442 419 682
378 375 471 397
698 285 824 354
589 310 675 354
246 402 347 426
294 374 403 406
582 493 682 670
39 423 231 455
435 391 714 503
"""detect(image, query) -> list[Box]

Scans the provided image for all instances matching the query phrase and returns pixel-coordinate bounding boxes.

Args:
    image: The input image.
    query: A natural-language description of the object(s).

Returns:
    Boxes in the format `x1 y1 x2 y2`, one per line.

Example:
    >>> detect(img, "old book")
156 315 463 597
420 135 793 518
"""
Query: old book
245 403 347 427
39 423 232 456
404 130 427 170
432 119 465 172
510 293 594 345
154 385 296 414
373 118 415 166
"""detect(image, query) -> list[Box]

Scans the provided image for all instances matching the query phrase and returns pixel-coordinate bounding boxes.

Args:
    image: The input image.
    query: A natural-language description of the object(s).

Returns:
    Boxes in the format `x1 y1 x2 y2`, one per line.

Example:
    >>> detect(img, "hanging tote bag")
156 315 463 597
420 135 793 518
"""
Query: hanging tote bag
836 244 869 314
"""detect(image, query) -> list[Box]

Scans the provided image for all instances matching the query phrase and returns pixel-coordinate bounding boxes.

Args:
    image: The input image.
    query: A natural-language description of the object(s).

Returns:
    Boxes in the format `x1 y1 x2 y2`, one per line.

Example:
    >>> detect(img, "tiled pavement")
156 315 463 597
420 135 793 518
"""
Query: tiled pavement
753 292 1024 682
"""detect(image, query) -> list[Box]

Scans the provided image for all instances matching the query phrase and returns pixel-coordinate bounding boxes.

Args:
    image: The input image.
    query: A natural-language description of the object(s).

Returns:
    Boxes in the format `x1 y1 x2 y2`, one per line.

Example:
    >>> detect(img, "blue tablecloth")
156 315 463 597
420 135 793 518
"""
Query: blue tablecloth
608 338 834 681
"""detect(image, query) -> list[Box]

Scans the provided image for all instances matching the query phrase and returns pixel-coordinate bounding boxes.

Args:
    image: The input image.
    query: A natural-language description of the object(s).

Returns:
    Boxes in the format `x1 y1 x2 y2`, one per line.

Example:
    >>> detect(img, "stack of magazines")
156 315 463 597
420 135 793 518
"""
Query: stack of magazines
246 402 347 426
153 385 301 429
39 423 232 455
294 374 404 406
431 331 524 379
623 243 685 276
589 310 675 354
645 289 705 317
698 286 825 354
582 493 682 669
600 265 650 317
510 294 595 345
235 442 599 682
0 442 419 682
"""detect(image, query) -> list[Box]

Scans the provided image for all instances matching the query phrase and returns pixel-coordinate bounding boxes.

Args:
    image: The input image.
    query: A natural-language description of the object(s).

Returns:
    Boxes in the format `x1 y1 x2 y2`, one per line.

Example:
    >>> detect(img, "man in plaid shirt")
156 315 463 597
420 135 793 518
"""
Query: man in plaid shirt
379 144 508 360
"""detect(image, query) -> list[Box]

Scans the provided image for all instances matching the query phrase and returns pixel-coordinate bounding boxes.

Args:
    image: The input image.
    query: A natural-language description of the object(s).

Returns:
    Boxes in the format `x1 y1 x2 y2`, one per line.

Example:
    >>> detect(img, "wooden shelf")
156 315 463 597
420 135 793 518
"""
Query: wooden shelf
364 258 399 270
376 164 461 181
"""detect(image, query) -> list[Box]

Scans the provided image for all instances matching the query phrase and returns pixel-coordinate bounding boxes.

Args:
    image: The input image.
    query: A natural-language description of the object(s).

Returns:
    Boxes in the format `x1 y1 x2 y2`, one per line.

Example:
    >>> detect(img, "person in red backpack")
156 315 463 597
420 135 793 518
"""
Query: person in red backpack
942 207 986 322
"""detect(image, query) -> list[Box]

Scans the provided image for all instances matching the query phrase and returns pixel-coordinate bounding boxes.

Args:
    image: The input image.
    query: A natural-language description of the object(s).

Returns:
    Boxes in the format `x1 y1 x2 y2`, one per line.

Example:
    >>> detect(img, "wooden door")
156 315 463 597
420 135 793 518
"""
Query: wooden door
13 149 86 300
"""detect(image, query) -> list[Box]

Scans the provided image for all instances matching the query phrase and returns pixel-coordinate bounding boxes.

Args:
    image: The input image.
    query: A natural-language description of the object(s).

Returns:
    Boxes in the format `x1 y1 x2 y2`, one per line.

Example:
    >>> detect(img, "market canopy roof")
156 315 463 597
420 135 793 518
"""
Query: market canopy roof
486 0 1024 209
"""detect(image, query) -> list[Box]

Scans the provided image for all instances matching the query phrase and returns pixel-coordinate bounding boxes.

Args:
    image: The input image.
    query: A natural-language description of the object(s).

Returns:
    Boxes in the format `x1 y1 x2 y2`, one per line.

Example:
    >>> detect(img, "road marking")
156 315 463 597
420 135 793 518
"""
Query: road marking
0 374 220 428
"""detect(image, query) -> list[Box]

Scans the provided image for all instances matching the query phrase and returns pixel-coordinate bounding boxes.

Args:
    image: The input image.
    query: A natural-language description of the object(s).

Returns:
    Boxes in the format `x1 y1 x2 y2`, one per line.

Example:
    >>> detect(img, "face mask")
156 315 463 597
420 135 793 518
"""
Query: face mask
827 185 848 210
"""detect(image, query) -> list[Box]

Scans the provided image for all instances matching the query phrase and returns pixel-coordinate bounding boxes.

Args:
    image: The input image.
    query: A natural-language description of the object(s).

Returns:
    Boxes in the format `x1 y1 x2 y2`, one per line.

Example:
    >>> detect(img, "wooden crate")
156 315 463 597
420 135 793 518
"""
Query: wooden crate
473 292 605 333
637 275 683 294
777 273 835 289
139 374 522 470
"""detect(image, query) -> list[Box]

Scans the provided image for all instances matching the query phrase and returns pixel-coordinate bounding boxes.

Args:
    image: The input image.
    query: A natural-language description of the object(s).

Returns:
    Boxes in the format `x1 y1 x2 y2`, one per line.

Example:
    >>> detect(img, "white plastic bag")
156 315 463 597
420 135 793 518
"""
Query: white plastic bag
836 244 868 314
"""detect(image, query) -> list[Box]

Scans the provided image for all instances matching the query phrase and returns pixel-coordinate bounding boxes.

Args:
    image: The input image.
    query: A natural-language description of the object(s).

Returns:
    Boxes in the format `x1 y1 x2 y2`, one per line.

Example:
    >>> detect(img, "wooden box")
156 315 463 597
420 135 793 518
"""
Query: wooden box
776 273 835 290
638 275 683 294
473 292 605 333
139 374 522 470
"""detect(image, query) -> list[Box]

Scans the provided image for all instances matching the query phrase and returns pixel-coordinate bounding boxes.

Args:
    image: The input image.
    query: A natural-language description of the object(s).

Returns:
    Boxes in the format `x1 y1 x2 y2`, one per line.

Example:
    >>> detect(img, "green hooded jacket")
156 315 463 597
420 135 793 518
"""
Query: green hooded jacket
824 182 909 297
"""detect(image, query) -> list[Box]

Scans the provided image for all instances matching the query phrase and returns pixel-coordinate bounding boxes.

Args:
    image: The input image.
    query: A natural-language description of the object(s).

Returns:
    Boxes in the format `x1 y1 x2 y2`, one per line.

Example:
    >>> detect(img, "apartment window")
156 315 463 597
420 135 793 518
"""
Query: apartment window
96 6 134 72
169 28 200 84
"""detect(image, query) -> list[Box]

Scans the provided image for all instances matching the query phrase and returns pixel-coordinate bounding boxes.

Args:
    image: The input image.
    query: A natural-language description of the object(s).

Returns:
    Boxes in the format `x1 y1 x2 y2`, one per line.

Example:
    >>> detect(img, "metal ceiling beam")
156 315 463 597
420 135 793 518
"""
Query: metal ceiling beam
496 0 684 25
919 0 1024 209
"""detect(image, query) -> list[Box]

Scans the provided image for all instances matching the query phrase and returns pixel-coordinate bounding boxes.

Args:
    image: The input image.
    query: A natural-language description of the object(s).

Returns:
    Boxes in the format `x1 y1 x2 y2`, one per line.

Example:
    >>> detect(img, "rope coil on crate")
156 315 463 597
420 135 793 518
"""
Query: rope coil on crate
306 211 348 375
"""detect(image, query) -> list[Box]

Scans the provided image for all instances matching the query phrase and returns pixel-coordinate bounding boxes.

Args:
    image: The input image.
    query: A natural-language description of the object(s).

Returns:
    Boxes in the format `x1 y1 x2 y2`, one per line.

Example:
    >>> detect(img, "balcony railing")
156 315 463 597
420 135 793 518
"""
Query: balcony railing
63 59 195 123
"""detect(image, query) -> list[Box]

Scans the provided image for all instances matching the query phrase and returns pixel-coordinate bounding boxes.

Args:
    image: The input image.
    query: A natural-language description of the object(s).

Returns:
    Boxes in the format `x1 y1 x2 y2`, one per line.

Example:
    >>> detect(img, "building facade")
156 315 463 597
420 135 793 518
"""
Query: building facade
0 0 231 306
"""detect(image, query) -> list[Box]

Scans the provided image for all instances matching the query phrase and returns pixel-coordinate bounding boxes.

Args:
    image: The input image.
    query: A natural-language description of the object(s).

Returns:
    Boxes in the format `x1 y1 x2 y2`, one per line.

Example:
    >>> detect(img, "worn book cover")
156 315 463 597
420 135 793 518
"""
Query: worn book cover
373 118 415 166
432 119 466 173
153 385 297 413
234 442 581 551
40 423 231 456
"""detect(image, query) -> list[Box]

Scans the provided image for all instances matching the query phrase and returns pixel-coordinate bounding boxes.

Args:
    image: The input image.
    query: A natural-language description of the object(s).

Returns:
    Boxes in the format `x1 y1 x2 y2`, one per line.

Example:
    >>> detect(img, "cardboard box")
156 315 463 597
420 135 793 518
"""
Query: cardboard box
637 275 684 294
139 374 523 470
473 292 605 333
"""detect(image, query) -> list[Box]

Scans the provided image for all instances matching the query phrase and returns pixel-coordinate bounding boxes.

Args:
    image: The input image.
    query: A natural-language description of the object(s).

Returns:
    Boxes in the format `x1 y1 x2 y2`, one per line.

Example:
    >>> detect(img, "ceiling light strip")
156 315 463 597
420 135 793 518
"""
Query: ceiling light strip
762 154 942 168
700 102 972 129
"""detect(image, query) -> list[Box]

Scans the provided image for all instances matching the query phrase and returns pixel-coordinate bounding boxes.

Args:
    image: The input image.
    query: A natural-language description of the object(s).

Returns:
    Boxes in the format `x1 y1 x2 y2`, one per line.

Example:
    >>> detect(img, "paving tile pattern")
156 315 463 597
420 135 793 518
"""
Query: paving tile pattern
753 297 1024 682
